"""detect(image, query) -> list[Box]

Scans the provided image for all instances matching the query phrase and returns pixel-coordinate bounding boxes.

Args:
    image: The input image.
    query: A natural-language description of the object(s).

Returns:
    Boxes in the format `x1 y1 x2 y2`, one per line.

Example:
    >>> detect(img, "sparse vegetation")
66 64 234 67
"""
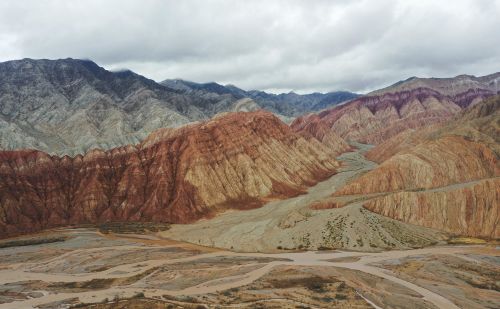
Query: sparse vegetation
335 293 347 300
0 236 67 248
98 222 170 234
48 268 159 292
447 237 487 244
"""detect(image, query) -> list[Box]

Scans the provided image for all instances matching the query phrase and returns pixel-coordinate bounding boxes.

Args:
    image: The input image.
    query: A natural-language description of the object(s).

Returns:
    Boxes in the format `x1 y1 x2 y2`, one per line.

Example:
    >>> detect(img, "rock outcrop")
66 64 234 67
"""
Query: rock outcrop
0 111 344 238
335 135 498 195
291 114 351 155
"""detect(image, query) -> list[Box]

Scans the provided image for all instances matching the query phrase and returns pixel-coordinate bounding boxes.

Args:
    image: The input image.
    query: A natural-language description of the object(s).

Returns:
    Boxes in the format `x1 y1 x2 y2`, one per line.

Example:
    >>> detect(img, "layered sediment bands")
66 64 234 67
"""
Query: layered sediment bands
366 95 500 164
363 128 430 164
291 114 351 155
333 96 500 239
292 88 492 144
0 111 342 237
363 178 500 239
335 135 498 195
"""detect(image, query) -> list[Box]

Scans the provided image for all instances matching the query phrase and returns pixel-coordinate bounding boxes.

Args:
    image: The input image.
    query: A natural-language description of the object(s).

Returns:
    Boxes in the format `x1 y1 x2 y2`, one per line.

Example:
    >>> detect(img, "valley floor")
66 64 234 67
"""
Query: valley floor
161 143 446 252
0 229 498 309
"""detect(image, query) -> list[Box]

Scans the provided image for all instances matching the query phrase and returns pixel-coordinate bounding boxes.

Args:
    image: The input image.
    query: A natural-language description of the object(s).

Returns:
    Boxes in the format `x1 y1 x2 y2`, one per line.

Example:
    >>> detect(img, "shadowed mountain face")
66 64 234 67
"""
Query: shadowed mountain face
0 58 357 155
0 111 345 238
161 79 359 117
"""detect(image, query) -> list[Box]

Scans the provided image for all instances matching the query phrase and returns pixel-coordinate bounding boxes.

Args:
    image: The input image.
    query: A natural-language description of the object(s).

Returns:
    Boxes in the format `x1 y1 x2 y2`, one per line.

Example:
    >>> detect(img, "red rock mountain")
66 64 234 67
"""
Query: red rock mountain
0 111 344 237
292 87 494 144
334 96 500 239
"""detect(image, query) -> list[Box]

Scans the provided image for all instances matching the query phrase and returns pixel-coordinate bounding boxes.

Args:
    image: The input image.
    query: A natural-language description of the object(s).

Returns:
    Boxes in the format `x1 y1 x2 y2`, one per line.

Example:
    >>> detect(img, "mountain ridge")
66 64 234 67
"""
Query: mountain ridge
292 86 495 145
370 72 500 96
0 58 358 155
0 110 345 238
161 78 359 117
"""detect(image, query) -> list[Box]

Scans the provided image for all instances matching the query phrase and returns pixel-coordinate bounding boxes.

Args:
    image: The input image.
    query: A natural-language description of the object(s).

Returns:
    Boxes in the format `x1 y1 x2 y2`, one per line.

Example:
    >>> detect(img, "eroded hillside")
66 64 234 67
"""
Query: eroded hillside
0 111 345 238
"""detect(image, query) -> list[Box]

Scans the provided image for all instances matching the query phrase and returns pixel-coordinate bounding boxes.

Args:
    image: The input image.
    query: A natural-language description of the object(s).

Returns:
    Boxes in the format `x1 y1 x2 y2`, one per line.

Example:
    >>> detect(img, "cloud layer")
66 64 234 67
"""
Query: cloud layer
1 0 499 93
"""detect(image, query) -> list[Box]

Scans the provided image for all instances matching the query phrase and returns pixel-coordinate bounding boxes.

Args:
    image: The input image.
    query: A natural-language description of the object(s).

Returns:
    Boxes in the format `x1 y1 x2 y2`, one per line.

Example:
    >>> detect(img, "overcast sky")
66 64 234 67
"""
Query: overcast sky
0 0 499 93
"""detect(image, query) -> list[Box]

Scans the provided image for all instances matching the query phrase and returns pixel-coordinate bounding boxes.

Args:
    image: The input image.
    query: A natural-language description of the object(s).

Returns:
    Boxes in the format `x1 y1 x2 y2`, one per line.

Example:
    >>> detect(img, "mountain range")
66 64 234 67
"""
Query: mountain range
0 58 498 244
162 79 359 117
0 58 358 155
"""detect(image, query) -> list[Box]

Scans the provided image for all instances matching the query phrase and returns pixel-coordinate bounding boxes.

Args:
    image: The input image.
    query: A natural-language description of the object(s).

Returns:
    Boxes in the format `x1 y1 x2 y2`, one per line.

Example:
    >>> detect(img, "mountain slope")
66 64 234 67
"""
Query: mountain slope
162 79 359 117
292 86 495 145
333 95 500 239
0 111 344 238
0 58 239 155
371 72 500 96
0 58 357 155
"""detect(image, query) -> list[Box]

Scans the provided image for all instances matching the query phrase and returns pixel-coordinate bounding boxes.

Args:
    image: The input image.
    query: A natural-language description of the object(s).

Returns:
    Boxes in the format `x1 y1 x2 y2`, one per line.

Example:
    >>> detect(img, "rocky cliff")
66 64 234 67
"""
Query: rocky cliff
290 114 351 155
0 111 344 238
0 58 222 155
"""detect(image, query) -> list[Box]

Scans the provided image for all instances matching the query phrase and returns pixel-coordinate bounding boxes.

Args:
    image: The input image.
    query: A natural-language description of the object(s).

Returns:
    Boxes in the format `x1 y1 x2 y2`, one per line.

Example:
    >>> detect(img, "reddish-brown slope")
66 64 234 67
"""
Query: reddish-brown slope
333 96 500 239
366 92 500 163
0 111 343 238
336 135 498 195
363 178 499 239
292 88 493 145
291 114 351 155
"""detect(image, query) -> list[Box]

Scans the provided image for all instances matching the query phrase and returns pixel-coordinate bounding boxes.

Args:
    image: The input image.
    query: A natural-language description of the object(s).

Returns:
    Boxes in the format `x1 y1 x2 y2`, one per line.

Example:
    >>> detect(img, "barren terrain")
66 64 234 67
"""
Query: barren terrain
161 143 446 252
0 228 498 309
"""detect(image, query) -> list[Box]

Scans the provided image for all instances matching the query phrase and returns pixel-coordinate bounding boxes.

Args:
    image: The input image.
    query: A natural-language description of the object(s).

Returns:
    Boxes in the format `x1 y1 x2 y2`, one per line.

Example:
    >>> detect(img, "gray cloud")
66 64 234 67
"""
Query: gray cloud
0 0 499 93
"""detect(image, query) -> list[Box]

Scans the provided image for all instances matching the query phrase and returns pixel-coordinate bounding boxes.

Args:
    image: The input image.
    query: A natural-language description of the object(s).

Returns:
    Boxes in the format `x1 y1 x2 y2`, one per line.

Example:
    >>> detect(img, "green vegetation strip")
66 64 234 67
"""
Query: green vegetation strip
0 236 67 248
98 222 171 234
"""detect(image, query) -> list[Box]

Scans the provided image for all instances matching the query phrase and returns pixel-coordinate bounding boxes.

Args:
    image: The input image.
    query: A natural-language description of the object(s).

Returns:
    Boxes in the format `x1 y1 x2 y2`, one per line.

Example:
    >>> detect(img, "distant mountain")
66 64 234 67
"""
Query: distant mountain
161 79 359 117
0 58 251 155
0 58 357 155
293 82 496 145
370 72 500 96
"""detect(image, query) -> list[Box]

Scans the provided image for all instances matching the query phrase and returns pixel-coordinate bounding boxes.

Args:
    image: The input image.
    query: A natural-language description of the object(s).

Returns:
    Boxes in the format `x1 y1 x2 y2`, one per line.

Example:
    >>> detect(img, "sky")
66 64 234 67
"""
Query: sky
0 0 499 94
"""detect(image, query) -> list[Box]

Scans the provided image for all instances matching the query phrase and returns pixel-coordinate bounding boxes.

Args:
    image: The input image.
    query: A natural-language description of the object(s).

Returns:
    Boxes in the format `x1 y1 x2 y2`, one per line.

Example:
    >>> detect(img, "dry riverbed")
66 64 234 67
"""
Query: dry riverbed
0 229 498 309
161 143 446 252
